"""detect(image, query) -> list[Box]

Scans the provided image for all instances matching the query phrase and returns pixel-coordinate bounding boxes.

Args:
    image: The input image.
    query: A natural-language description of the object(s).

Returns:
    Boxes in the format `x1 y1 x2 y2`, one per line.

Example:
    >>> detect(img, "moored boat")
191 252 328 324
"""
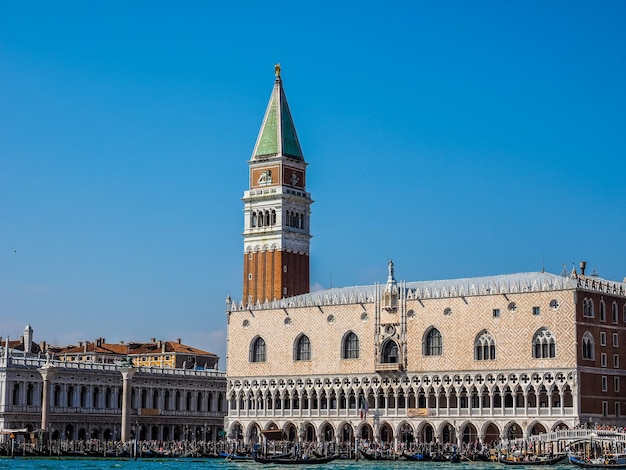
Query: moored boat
254 453 340 465
500 454 566 465
359 449 404 460
569 453 626 468
405 451 428 461
219 450 255 461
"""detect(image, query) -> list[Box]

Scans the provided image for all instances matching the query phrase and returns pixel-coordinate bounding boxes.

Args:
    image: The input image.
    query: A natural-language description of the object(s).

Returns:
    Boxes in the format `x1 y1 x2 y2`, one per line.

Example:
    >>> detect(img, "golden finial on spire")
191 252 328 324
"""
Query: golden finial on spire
274 63 281 78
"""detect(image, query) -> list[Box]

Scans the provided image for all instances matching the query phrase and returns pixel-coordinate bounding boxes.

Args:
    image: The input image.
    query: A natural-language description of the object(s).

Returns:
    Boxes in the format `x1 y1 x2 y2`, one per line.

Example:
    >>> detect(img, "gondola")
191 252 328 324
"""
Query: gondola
405 451 428 461
569 453 626 468
219 450 255 461
360 449 404 460
254 453 340 465
500 454 566 465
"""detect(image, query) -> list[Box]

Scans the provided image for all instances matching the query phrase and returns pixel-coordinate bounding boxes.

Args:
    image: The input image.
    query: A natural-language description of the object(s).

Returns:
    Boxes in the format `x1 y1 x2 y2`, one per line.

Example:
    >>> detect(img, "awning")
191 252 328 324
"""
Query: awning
1 428 29 435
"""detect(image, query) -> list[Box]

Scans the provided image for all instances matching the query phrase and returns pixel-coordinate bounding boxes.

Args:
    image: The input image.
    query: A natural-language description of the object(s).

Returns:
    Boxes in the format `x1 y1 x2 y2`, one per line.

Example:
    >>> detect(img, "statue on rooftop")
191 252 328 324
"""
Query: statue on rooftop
117 356 134 367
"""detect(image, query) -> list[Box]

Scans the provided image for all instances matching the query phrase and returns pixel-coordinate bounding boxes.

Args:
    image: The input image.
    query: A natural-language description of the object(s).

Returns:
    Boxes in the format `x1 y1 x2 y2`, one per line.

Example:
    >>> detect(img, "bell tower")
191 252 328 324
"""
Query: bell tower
242 65 312 305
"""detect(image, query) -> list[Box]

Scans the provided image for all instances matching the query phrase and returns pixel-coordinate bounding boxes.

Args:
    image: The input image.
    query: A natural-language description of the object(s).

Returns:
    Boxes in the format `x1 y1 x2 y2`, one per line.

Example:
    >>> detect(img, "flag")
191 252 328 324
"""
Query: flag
360 397 369 419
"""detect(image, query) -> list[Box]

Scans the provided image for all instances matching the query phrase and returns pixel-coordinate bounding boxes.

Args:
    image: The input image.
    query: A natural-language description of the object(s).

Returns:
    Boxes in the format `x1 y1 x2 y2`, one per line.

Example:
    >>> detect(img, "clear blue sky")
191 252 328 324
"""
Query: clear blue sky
2 1 625 366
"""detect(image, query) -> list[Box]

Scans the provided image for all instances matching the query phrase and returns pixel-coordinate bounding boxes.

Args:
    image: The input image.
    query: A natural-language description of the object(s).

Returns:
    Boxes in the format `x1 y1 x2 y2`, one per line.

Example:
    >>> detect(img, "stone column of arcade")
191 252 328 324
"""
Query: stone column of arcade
119 367 137 442
38 364 56 434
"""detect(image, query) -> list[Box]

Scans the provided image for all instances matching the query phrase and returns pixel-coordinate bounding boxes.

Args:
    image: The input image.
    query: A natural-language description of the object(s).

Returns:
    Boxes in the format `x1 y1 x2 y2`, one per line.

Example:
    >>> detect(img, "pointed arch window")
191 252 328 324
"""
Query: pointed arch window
250 337 266 363
474 330 496 360
533 328 556 358
342 332 359 359
423 327 442 356
582 332 594 360
294 335 311 361
583 298 594 318
381 339 399 363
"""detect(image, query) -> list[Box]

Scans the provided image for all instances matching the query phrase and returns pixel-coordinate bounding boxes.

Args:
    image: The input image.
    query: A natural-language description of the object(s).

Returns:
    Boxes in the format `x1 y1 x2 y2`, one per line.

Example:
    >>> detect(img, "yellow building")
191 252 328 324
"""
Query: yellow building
56 337 218 370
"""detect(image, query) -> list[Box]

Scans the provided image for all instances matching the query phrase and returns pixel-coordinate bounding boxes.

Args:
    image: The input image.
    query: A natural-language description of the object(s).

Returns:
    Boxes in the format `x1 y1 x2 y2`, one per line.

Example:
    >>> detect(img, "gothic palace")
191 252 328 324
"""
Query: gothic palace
225 67 626 448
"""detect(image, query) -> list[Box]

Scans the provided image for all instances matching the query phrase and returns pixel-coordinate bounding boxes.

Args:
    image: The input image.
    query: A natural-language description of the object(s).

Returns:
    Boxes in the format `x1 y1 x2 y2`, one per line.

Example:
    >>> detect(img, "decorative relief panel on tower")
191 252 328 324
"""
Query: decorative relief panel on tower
251 165 280 188
283 167 305 189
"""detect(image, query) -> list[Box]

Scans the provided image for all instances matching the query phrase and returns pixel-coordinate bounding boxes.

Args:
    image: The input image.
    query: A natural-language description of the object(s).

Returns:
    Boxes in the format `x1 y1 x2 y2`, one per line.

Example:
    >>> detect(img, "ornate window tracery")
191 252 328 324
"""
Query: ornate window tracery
582 331 594 360
381 339 399 363
474 330 496 360
532 328 556 358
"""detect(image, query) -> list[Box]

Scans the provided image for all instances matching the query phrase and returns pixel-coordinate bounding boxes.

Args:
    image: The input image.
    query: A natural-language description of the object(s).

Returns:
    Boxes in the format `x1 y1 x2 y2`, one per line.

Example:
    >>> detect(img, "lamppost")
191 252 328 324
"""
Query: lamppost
134 420 139 460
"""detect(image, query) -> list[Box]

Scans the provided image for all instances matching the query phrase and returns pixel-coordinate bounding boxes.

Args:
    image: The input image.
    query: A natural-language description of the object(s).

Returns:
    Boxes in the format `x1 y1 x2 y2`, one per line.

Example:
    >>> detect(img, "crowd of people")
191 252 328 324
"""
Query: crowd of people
0 438 230 458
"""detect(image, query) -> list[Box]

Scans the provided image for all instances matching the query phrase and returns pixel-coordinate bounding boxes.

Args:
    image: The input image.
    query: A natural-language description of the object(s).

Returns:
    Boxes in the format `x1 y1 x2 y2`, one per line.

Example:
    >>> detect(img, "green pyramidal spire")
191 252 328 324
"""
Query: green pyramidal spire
252 66 304 161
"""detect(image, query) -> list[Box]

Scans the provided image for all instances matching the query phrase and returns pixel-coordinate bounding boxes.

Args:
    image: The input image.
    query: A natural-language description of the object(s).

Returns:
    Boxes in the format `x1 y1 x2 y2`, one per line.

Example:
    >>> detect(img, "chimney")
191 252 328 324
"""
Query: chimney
177 338 182 344
150 338 156 343
84 341 88 353
580 261 587 276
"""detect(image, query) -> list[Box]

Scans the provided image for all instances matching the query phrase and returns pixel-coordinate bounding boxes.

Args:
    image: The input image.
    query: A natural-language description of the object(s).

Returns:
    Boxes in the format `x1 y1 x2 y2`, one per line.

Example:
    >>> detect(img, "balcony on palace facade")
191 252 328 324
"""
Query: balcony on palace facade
374 362 403 373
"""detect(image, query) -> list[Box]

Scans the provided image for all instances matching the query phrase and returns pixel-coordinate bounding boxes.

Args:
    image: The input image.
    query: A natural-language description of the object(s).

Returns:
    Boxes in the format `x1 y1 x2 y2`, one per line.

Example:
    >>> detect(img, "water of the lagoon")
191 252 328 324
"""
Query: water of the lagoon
0 459 576 470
